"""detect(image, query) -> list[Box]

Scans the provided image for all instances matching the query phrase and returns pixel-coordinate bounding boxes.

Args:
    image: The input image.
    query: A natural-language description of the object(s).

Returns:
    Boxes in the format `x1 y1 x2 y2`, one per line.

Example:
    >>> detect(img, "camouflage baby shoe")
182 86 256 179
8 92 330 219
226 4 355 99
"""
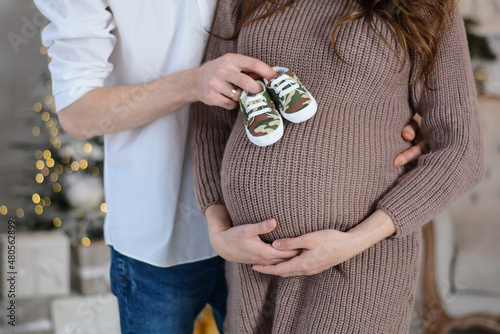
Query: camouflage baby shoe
264 67 317 123
239 80 284 147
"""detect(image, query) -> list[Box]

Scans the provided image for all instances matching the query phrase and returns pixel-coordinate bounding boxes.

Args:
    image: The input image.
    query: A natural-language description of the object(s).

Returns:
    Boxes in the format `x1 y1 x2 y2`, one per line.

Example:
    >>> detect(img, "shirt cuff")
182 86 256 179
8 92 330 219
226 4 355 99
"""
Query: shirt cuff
52 79 104 111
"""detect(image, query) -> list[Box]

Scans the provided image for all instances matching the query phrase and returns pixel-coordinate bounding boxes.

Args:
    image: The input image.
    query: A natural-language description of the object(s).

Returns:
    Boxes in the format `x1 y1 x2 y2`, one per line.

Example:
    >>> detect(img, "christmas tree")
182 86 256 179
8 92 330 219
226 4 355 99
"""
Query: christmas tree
1 44 106 247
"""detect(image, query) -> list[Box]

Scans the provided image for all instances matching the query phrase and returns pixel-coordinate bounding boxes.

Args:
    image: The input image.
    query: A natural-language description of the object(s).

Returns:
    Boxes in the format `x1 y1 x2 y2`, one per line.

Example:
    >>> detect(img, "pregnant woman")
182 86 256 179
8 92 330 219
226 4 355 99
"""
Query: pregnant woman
192 0 484 333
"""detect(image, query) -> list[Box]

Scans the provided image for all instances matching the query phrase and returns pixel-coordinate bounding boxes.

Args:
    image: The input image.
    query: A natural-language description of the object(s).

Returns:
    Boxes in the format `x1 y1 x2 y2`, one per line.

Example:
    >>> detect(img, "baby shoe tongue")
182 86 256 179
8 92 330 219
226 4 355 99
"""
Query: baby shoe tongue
283 68 294 77
268 69 294 90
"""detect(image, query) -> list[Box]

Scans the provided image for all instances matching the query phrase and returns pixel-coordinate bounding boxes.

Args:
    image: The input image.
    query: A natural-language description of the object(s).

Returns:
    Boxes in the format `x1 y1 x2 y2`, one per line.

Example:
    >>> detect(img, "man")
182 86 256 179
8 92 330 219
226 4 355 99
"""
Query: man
34 1 424 333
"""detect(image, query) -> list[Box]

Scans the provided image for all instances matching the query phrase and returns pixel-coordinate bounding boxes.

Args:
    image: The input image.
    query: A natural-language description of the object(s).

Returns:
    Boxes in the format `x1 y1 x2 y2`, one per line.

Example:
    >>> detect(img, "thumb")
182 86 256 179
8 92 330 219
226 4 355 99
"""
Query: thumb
245 219 277 236
272 235 308 251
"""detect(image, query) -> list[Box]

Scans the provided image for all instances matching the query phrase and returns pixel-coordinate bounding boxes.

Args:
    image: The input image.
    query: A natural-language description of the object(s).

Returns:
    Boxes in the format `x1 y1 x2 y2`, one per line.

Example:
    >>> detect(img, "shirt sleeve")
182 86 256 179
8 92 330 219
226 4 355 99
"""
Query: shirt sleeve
191 0 244 215
34 0 116 111
376 7 485 238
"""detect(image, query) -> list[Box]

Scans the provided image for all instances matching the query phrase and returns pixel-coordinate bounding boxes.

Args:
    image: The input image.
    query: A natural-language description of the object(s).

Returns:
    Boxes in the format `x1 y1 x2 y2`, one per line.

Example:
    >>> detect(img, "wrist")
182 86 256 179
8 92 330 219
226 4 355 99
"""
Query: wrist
206 204 232 235
180 67 200 104
347 209 397 251
153 68 199 108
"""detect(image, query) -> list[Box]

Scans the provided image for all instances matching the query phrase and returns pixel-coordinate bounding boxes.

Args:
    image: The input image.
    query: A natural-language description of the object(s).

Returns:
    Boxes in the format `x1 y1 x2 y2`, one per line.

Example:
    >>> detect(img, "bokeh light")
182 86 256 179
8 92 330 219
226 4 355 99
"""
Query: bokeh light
82 237 91 247
32 193 41 204
16 208 24 218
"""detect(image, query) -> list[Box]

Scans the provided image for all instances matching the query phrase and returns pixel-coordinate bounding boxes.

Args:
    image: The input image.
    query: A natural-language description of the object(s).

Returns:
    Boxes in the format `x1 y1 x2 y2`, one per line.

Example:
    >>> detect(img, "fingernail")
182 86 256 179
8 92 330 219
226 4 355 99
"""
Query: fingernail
394 158 402 166
274 240 281 248
266 219 274 228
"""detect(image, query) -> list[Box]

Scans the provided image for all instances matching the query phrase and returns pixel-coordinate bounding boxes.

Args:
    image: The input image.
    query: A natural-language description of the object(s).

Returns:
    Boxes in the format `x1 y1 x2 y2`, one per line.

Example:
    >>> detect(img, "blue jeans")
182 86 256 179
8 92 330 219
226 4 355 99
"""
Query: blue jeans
109 247 227 333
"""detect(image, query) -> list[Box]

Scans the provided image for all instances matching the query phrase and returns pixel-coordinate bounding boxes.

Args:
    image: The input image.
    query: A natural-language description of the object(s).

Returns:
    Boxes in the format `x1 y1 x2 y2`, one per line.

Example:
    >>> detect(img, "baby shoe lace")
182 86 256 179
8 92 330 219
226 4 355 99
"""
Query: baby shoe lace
245 95 272 118
269 74 301 99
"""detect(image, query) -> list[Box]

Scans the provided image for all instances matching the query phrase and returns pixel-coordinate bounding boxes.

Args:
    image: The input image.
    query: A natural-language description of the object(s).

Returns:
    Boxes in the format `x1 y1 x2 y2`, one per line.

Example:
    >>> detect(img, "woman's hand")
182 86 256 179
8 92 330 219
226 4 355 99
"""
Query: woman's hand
252 209 396 277
252 229 359 277
205 205 300 265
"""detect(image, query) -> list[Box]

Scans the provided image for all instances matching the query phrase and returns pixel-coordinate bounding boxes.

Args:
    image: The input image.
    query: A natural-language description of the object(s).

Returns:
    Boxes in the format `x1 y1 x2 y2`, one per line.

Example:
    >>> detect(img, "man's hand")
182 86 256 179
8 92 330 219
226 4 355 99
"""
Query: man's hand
192 53 276 110
205 205 300 265
57 53 276 140
395 118 428 181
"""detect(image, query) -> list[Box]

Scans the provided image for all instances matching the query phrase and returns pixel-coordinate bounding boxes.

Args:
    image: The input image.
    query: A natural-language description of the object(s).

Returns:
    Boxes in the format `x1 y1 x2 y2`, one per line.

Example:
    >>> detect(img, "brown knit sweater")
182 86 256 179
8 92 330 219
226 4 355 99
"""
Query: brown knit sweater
192 1 484 333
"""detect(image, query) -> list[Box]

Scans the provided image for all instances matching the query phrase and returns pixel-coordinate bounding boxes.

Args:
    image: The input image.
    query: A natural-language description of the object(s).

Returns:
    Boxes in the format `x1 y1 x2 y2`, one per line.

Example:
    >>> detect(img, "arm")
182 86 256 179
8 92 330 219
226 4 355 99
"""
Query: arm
58 55 275 140
253 209 395 276
255 6 484 276
376 6 484 238
35 0 274 140
206 205 300 265
192 0 297 265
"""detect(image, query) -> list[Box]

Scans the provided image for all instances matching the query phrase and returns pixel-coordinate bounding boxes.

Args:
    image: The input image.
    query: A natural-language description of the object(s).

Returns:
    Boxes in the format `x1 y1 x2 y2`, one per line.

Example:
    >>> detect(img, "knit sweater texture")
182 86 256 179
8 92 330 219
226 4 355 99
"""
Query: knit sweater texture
192 1 484 333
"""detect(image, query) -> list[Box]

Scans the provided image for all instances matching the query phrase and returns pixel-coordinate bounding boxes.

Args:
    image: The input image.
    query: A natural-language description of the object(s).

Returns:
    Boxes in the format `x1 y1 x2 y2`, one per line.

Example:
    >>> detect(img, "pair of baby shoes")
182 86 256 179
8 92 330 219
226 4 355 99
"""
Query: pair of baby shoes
239 67 317 147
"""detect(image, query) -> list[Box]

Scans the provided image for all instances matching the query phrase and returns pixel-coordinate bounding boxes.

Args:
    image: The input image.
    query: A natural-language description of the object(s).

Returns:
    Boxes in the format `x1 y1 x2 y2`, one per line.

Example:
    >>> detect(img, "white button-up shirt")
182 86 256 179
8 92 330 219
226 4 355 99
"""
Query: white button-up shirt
34 0 218 267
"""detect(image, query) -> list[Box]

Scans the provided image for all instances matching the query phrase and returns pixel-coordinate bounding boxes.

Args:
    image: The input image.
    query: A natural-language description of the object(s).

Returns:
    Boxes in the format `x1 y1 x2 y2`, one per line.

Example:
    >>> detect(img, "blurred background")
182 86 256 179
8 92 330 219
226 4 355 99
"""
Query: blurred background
0 1 498 333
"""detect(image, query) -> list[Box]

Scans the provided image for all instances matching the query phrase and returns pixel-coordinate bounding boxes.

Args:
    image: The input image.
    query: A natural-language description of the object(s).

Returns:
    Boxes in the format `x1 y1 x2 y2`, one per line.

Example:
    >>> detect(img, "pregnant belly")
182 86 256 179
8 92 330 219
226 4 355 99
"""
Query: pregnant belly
219 118 407 242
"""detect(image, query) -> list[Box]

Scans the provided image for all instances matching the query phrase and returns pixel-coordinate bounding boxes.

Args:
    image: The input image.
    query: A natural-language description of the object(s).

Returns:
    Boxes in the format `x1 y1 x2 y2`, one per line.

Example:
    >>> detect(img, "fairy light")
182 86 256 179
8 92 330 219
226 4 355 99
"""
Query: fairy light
36 174 44 183
32 193 41 204
81 237 91 247
32 127 40 137
75 208 84 218
42 112 50 122
40 46 48 55
100 203 107 213
16 208 24 218
50 173 58 182
29 88 106 240
83 143 92 153
71 161 80 171
44 95 53 105
50 137 61 148
36 160 44 170
79 160 88 169
0 206 7 215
